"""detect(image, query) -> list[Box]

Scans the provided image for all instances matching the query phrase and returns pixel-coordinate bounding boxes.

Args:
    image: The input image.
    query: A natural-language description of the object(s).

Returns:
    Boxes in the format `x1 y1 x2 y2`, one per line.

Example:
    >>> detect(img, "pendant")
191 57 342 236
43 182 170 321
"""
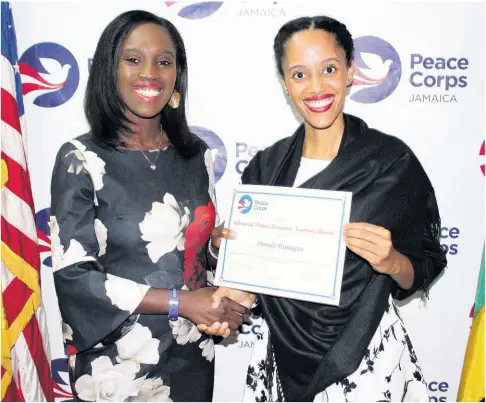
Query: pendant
150 164 156 170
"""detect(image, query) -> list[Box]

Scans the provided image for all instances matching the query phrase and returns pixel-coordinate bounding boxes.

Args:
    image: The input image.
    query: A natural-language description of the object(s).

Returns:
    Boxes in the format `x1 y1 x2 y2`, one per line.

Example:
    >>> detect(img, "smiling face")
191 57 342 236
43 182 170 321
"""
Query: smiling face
117 22 177 120
282 29 354 131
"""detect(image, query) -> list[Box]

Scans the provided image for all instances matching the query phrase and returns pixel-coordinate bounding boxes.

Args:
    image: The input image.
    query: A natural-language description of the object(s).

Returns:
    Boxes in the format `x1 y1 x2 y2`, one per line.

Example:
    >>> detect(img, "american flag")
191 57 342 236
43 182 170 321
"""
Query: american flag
1 2 54 401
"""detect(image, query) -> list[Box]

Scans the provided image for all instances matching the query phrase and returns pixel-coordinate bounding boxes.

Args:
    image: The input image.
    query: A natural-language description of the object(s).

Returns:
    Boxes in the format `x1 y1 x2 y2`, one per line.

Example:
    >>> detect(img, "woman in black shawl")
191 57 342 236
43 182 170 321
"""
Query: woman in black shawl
204 16 447 402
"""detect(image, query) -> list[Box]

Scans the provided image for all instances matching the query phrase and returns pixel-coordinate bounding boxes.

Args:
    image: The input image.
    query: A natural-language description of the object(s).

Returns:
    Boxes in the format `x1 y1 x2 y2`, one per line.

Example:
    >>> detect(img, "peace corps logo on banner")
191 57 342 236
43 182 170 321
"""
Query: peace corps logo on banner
350 36 402 104
35 207 52 267
164 2 224 19
190 126 227 183
238 195 253 214
19 42 79 108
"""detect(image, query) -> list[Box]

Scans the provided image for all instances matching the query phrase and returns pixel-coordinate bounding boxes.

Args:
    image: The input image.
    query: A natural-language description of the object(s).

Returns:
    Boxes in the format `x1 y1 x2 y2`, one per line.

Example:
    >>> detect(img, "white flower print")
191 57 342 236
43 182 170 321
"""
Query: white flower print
67 140 106 192
62 321 73 343
63 240 95 267
50 216 96 272
74 356 143 402
115 323 160 365
170 317 202 345
139 193 190 263
132 377 172 402
204 149 220 226
105 274 150 312
94 218 108 256
199 338 215 362
50 216 63 269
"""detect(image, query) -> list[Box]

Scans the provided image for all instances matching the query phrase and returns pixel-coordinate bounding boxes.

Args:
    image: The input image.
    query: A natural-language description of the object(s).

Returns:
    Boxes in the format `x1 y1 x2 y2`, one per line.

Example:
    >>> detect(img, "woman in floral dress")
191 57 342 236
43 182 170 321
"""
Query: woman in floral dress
50 10 248 402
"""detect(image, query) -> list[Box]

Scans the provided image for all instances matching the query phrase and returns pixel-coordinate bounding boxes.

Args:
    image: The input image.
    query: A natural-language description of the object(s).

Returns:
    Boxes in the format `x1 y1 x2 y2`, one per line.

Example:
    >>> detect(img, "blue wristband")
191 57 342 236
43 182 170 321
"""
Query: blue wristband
168 288 179 321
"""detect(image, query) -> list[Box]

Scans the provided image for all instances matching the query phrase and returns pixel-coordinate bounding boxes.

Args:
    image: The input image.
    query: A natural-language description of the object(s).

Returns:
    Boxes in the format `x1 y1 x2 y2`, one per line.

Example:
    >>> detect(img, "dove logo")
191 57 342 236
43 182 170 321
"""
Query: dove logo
190 126 227 183
165 2 224 19
35 207 52 267
19 42 79 108
350 36 402 104
238 195 253 214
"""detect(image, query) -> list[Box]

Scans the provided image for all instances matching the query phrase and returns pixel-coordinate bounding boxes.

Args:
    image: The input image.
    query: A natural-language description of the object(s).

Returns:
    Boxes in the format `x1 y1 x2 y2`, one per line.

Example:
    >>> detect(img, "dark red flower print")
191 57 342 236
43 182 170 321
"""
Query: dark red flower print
183 201 216 290
65 344 78 356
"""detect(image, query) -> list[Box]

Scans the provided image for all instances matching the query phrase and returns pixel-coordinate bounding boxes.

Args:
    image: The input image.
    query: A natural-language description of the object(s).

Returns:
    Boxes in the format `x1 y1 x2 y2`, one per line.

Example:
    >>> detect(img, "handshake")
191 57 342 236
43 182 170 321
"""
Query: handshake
180 286 256 339
185 226 255 338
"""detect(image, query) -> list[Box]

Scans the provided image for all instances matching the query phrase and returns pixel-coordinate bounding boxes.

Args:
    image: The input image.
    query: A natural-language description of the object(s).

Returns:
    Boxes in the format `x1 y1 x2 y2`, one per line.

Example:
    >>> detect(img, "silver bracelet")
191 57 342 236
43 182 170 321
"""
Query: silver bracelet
208 238 219 259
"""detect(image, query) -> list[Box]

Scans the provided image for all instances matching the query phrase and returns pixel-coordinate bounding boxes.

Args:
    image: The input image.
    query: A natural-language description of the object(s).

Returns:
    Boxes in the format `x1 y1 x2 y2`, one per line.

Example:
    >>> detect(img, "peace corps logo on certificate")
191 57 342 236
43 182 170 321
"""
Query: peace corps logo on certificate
238 195 253 214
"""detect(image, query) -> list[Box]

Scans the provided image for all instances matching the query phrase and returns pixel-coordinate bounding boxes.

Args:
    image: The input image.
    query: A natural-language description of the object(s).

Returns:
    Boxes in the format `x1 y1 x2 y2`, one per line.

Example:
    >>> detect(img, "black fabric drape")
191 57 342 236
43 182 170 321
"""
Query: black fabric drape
241 114 447 401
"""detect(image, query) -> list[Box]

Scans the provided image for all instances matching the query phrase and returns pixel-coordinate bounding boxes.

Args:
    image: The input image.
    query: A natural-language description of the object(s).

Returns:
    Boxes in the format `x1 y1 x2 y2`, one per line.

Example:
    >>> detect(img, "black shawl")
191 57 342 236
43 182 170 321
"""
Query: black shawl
241 114 447 401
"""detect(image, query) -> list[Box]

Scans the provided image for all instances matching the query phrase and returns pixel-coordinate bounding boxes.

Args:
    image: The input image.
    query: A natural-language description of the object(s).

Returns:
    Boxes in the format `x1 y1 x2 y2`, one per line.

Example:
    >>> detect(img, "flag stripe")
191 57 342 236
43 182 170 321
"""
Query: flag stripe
1 55 16 96
1 217 40 272
34 306 52 385
1 152 35 213
2 187 37 241
474 246 485 317
23 318 53 400
15 332 46 402
1 121 26 170
15 369 26 402
457 306 485 401
1 260 15 292
2 278 33 326
1 2 54 400
1 88 22 134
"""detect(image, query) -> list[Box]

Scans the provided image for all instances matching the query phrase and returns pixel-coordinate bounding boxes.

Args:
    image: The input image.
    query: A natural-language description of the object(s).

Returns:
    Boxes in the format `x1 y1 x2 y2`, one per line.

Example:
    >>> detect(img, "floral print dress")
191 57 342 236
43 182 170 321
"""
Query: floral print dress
50 134 218 402
244 297 429 402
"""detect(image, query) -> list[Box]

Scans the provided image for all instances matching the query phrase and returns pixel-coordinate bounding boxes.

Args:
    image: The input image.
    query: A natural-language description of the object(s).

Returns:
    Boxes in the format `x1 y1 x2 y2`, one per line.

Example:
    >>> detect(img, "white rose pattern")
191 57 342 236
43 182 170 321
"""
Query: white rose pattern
50 215 63 269
115 323 160 365
67 140 106 192
132 377 172 402
139 193 190 263
94 218 108 256
105 274 150 312
74 356 142 402
170 317 202 345
199 338 215 362
62 321 73 343
50 216 96 272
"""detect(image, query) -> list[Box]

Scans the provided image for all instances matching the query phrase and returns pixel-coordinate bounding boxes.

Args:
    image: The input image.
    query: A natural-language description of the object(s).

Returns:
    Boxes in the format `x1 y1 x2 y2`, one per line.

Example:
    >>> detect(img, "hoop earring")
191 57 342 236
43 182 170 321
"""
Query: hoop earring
168 91 180 109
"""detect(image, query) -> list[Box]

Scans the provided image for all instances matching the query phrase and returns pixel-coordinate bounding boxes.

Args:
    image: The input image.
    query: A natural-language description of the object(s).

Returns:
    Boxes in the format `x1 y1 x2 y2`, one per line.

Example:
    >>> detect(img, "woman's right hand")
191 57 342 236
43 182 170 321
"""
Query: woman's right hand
197 287 256 338
180 287 251 336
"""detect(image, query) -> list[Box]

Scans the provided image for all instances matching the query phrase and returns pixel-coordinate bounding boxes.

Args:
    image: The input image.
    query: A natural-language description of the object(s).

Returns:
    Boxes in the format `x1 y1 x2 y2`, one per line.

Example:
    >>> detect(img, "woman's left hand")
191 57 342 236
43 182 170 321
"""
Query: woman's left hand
210 225 235 249
344 223 400 275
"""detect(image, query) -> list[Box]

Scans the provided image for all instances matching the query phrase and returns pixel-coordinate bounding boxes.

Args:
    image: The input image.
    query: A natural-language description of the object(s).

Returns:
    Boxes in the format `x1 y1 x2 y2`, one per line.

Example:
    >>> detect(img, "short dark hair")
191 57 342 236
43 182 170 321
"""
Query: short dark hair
273 16 354 77
85 10 199 157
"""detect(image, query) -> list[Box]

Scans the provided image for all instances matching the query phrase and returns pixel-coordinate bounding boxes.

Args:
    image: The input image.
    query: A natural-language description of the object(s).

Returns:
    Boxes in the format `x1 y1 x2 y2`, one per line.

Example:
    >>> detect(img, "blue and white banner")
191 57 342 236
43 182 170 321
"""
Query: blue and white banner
11 1 485 401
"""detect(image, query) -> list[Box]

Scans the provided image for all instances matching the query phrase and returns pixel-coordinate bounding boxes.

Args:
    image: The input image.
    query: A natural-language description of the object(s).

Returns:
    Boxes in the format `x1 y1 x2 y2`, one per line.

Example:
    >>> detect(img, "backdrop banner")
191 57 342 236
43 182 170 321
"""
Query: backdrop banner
11 1 485 401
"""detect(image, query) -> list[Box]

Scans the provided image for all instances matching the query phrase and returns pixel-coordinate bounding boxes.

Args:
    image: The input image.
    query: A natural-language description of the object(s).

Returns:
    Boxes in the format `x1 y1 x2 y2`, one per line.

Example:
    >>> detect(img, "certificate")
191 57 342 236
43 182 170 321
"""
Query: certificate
214 185 352 306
